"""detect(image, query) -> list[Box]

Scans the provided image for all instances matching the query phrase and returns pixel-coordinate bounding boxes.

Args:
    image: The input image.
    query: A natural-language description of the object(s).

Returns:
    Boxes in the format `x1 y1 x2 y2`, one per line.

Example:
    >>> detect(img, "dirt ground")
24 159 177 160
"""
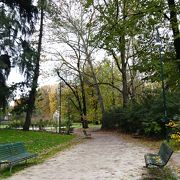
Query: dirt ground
6 130 180 180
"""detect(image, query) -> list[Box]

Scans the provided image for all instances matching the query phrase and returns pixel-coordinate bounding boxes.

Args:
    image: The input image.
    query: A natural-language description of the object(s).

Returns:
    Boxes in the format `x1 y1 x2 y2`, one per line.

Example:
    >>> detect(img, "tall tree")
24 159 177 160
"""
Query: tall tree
48 86 58 117
0 0 37 112
87 0 133 107
0 0 37 59
23 0 46 130
86 0 180 105
167 0 180 71
0 55 10 112
49 0 106 128
35 85 51 119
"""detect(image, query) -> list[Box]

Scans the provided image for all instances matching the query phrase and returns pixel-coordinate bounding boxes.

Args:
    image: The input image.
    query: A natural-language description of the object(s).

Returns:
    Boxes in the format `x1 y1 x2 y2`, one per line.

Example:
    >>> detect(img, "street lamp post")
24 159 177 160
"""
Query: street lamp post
58 82 62 134
156 27 169 140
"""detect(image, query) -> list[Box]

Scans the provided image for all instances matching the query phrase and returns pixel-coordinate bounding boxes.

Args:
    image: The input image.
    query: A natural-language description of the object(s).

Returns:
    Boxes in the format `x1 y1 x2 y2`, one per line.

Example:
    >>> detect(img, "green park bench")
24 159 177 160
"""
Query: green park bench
0 142 37 173
144 142 173 168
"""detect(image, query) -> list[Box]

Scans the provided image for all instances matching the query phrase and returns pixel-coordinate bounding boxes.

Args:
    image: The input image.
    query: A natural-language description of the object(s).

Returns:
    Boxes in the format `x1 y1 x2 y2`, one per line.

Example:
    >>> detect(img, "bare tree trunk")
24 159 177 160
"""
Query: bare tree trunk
91 89 98 123
128 45 137 104
121 2 129 107
121 45 128 107
129 65 136 103
57 72 87 128
78 63 88 128
23 6 44 131
86 56 106 129
111 61 115 106
167 0 180 71
109 1 129 108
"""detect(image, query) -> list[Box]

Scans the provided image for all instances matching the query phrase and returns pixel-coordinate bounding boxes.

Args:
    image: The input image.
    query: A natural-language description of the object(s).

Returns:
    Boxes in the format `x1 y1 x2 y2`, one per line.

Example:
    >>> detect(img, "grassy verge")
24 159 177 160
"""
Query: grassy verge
117 131 180 151
0 129 80 179
142 167 178 180
116 132 180 179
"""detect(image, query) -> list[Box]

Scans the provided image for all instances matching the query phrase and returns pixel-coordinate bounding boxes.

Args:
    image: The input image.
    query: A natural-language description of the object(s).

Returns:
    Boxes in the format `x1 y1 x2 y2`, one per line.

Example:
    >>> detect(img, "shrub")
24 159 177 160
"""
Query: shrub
104 90 180 138
167 118 180 146
61 118 73 134
9 120 24 128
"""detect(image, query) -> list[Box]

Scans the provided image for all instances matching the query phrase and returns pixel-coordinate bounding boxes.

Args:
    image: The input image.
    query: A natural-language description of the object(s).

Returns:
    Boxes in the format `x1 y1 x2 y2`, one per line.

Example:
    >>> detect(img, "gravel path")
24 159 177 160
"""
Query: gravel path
6 131 151 180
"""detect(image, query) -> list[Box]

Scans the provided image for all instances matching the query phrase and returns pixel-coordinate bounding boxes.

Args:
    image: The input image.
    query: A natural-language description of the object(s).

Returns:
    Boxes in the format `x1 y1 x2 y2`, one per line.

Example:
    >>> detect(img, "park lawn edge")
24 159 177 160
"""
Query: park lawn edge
0 132 83 179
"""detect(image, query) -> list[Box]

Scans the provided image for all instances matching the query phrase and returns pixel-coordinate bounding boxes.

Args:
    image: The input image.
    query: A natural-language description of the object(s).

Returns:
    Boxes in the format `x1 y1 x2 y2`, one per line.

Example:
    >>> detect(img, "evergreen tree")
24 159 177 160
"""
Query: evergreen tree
0 0 37 111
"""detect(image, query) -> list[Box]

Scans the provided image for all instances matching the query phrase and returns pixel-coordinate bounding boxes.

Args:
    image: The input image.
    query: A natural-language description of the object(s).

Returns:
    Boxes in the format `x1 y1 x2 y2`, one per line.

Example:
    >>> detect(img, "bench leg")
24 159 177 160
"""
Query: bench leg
10 165 13 174
25 159 28 166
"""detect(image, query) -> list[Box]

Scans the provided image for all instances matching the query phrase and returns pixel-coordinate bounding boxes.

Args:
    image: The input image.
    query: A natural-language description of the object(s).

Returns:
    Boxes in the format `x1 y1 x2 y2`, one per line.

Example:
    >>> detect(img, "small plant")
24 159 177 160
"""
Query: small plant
61 118 73 134
36 119 49 130
170 132 180 143
9 119 24 128
166 118 180 150
145 167 177 180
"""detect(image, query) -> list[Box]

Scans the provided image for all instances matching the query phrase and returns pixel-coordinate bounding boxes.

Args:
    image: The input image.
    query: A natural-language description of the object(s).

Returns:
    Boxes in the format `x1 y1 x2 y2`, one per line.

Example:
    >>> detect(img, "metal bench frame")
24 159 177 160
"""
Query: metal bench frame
0 142 37 173
144 142 173 168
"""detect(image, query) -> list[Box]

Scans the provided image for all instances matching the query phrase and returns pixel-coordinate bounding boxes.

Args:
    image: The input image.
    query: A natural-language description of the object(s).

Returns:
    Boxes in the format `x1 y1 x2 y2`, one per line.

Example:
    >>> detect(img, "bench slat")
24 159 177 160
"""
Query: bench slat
0 144 11 160
158 143 173 166
5 153 37 164
11 142 27 155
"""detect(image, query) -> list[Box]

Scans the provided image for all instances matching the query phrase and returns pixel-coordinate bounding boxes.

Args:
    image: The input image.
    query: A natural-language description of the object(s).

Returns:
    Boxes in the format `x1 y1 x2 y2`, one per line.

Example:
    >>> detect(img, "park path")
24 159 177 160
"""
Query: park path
6 131 178 180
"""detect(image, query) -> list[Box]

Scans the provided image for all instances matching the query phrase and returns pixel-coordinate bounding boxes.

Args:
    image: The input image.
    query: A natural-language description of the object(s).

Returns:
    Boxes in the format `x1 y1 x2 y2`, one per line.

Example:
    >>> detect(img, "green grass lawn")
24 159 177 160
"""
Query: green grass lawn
0 129 77 178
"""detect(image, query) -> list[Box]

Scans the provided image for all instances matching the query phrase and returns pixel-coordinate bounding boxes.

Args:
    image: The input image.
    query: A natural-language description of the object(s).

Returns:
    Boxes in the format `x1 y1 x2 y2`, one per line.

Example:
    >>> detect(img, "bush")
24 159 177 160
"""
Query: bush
104 90 180 138
61 118 73 134
9 120 24 128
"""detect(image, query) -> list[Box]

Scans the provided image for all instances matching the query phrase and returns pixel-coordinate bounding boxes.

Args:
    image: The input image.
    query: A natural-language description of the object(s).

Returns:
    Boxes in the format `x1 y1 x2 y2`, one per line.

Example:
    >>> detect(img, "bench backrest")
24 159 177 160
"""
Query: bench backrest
0 144 12 160
0 142 26 160
158 143 173 166
11 142 26 156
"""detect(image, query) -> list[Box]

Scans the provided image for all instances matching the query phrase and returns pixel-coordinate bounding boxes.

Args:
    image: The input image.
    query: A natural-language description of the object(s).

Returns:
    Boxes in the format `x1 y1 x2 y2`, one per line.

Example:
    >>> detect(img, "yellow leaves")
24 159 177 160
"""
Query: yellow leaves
152 156 162 163
176 167 180 174
170 132 180 143
165 120 176 128
165 120 180 143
